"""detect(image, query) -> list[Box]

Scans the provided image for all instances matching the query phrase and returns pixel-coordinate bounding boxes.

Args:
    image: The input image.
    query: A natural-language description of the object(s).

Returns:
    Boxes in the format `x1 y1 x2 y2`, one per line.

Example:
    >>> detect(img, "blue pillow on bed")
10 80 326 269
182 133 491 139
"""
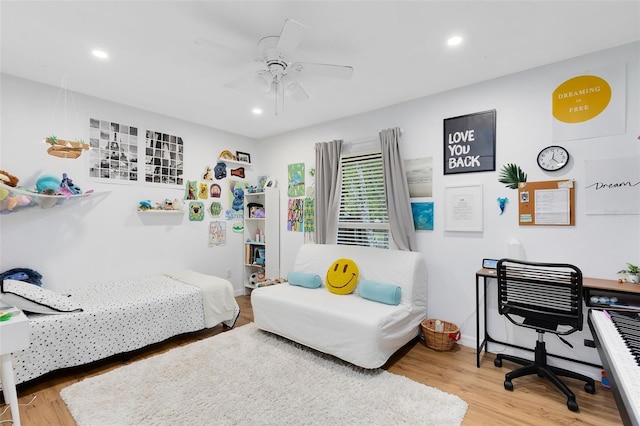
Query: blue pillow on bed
0 279 82 314
287 271 322 289
358 280 402 305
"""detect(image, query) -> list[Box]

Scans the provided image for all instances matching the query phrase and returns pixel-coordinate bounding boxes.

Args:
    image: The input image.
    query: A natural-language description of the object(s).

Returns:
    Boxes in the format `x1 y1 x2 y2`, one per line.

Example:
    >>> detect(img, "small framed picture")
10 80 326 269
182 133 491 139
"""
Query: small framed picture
236 151 251 163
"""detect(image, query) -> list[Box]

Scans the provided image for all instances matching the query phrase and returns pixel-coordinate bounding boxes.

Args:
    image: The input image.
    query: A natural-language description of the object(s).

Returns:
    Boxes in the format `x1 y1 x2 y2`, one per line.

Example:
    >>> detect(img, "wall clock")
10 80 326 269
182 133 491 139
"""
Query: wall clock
536 145 569 171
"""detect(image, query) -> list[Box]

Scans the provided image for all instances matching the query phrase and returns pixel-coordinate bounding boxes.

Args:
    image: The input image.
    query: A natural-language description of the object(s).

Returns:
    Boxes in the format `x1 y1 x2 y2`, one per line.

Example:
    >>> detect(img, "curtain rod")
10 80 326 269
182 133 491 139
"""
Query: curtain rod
346 128 403 146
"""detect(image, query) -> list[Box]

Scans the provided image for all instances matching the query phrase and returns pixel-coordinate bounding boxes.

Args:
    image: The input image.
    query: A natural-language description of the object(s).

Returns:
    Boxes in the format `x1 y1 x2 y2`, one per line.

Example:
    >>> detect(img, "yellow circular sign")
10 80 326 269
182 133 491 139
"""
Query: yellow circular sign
552 75 611 123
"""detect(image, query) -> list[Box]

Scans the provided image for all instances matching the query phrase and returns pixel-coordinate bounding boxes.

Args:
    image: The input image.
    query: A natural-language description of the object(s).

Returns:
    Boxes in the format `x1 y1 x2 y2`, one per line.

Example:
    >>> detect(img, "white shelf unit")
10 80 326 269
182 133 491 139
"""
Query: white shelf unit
243 188 279 293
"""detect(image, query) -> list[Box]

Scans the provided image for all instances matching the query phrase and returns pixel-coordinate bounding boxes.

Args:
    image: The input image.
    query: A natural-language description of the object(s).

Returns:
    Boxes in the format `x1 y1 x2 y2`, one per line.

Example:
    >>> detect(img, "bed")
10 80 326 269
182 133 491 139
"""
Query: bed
0 270 240 386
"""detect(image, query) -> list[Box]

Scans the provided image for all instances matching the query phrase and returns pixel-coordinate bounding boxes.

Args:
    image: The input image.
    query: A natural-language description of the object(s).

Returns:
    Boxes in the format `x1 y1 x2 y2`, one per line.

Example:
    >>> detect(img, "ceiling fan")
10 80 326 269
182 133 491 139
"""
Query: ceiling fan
223 18 354 114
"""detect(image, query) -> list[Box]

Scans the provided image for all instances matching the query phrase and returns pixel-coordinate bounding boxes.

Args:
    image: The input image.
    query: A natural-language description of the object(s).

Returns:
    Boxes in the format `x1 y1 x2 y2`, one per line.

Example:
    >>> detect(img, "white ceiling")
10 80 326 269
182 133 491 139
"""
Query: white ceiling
1 1 639 139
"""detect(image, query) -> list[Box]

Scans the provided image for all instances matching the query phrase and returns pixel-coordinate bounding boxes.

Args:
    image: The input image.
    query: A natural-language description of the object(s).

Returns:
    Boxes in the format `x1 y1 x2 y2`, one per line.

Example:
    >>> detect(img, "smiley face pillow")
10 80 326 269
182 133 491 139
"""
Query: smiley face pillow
326 258 359 295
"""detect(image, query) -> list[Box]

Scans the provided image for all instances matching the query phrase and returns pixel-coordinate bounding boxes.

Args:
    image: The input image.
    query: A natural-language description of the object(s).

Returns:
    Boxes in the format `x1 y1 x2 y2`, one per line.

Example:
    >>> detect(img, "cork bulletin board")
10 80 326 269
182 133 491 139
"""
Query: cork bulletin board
518 180 575 226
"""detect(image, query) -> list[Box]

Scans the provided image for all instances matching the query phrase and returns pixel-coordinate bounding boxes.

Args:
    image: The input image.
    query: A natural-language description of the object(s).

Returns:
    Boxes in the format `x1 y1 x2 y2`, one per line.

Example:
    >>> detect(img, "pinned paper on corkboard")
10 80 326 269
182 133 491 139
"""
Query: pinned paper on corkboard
518 180 575 226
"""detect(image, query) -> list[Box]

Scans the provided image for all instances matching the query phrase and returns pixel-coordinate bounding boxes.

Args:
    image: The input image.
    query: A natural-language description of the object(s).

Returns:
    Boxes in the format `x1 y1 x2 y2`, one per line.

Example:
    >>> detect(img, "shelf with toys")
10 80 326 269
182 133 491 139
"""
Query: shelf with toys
0 173 94 214
136 198 185 214
243 187 279 293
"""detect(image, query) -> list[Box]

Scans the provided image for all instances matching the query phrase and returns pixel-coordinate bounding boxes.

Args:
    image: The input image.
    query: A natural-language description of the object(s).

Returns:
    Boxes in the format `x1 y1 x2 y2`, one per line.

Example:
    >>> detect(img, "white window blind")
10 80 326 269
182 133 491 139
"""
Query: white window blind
337 151 390 249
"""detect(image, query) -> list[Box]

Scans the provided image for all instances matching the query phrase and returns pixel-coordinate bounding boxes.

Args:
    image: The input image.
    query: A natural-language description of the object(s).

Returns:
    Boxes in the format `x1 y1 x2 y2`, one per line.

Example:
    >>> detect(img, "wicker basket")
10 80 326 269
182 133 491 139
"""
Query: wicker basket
421 318 460 351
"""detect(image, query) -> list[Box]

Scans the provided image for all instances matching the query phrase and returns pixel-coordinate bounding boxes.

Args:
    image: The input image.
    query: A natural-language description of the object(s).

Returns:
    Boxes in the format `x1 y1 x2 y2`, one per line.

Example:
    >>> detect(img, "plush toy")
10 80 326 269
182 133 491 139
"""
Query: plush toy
172 199 184 210
0 170 19 187
0 268 43 286
58 173 82 198
2 194 33 211
249 272 259 286
138 200 153 210
160 198 183 210
36 175 61 193
326 258 359 295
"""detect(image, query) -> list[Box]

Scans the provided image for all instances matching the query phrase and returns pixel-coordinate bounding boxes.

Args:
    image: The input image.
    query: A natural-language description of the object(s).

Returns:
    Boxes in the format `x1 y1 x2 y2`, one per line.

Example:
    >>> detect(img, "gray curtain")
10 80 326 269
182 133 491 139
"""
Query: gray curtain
314 140 343 244
379 128 416 251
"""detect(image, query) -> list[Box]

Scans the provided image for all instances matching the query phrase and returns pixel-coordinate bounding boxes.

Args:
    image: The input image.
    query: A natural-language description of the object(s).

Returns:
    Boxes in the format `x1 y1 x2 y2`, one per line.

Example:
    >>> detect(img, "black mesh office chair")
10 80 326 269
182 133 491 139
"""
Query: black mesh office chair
493 259 595 412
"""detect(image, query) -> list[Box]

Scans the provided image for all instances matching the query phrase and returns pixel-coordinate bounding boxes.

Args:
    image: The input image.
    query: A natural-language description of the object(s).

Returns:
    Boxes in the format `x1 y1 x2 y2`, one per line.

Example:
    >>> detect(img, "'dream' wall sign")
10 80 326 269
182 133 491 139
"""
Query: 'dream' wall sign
443 110 496 175
552 64 625 142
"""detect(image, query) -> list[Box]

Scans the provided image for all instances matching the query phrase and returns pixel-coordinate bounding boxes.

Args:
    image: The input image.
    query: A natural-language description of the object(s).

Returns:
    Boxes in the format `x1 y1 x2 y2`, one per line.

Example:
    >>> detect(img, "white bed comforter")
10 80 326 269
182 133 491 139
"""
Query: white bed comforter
164 269 237 328
8 273 239 386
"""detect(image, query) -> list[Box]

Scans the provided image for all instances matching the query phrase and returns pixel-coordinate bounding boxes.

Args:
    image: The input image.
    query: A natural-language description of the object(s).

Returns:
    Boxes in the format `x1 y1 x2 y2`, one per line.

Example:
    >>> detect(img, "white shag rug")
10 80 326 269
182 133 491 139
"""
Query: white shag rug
61 323 467 425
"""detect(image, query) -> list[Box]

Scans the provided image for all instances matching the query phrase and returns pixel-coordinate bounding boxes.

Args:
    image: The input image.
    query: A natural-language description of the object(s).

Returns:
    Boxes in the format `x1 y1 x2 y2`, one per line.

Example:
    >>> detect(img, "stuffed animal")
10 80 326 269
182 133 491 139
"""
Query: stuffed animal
0 268 43 286
172 199 184 210
162 199 175 210
138 200 153 210
58 173 82 198
249 272 259 286
0 170 19 187
6 194 33 211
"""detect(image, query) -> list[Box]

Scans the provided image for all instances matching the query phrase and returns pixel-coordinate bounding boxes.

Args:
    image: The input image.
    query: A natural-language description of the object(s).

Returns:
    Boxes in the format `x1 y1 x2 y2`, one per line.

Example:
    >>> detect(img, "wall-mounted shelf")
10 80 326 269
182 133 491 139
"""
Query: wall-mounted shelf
217 157 251 167
136 209 184 214
0 183 95 214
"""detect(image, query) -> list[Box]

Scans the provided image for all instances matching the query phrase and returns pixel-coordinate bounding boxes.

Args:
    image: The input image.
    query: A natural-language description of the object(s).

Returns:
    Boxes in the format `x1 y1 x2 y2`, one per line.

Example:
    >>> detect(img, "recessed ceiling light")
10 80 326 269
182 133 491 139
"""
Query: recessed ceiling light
252 108 263 115
91 49 109 59
447 36 463 47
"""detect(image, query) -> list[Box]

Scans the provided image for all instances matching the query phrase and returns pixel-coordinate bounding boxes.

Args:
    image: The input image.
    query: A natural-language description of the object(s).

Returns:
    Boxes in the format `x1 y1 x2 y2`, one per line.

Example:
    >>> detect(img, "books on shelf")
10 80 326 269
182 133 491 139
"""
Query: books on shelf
245 243 266 266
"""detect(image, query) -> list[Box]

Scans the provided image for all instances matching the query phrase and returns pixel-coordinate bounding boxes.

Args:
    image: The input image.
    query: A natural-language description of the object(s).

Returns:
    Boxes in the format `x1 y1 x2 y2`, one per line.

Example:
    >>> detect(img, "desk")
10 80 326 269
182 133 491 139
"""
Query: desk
0 311 30 426
475 268 640 368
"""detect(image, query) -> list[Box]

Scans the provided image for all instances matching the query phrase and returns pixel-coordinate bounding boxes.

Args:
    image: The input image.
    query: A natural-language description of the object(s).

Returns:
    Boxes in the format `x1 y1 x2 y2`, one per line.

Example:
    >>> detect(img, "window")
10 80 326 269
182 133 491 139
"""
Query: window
337 151 390 249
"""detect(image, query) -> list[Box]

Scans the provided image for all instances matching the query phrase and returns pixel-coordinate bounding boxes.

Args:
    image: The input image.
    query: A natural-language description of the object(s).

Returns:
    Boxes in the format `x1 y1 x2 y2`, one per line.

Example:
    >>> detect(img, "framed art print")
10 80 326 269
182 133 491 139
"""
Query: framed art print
444 110 496 175
236 151 251 163
444 184 483 232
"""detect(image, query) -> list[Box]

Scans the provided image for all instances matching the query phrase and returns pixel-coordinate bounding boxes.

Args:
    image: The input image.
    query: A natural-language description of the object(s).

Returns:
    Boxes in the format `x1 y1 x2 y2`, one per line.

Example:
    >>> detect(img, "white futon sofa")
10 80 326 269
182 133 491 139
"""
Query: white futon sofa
251 244 427 368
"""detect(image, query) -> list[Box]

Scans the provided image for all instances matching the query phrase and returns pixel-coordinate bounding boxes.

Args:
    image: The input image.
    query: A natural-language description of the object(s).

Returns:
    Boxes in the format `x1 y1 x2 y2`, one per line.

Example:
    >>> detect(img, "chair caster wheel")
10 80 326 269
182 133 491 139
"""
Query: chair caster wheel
584 382 595 394
494 358 502 367
567 399 578 412
504 380 513 391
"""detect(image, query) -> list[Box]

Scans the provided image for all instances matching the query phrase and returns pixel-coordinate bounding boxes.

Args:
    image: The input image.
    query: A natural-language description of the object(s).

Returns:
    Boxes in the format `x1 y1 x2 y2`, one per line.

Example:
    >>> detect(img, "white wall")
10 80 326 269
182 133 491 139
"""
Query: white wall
256 42 640 378
2 43 639 379
0 74 257 293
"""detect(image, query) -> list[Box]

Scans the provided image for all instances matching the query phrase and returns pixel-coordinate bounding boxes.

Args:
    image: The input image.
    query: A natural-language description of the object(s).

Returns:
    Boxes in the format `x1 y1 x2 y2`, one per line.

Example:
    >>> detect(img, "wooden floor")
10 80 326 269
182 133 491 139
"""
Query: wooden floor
2 295 623 425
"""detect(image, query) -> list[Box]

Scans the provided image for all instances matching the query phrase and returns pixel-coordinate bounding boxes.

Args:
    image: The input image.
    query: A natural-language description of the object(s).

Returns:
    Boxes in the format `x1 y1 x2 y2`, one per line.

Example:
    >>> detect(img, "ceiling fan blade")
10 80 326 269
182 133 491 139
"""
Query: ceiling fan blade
290 62 354 80
276 19 306 58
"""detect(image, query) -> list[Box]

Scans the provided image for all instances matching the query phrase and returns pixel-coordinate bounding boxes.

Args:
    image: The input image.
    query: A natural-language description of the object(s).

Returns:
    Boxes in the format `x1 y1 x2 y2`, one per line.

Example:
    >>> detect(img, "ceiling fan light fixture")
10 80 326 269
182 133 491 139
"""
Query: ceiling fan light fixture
280 74 294 89
254 71 272 92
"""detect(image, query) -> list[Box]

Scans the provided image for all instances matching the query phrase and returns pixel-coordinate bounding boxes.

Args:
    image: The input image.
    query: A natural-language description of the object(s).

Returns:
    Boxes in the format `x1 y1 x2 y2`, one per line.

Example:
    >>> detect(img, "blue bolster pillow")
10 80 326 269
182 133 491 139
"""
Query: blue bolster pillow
358 280 402 305
288 271 322 289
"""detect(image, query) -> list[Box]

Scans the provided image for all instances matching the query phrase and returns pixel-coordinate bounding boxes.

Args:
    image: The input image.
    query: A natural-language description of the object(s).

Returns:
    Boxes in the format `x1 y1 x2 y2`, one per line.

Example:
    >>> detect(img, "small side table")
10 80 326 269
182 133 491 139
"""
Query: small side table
0 311 30 426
